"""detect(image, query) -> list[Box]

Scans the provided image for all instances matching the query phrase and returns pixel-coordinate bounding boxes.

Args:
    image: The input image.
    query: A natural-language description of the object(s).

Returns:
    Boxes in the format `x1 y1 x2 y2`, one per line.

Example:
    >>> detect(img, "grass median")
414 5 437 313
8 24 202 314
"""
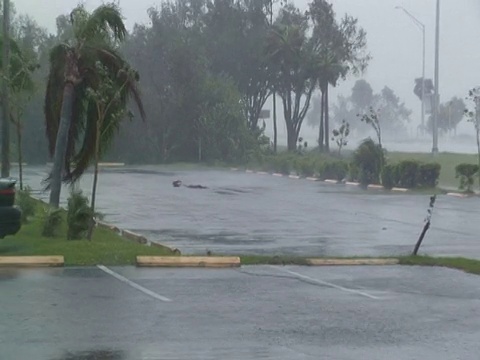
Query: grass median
0 200 175 266
399 255 480 275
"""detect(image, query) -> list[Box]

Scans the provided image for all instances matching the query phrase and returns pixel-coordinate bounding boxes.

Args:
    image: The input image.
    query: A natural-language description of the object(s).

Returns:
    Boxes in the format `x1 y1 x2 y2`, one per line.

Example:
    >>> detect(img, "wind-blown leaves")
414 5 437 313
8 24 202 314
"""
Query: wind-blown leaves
44 3 145 185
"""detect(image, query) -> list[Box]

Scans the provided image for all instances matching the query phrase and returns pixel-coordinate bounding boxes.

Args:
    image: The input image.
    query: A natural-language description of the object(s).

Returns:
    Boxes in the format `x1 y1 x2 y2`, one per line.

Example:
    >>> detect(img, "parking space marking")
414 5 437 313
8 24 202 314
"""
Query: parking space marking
271 266 381 300
97 265 172 302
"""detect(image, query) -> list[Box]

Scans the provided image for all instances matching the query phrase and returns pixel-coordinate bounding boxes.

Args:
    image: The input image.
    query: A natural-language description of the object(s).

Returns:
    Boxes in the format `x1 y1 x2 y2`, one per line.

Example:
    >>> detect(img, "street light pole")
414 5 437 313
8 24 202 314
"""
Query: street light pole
395 6 426 136
432 0 440 155
1 0 11 178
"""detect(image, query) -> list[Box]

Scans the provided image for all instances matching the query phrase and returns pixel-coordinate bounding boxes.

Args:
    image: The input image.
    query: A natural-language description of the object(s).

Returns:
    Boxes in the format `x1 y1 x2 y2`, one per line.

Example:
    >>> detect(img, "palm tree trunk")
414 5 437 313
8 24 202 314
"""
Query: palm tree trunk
87 116 102 241
324 86 330 152
49 82 75 208
318 90 325 151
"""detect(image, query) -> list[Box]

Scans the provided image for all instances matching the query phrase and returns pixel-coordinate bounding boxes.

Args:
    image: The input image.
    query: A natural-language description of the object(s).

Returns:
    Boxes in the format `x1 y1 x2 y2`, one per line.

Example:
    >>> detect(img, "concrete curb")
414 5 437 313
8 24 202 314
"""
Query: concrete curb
137 256 241 268
0 256 64 267
307 258 399 266
122 229 148 245
95 220 177 253
238 169 416 194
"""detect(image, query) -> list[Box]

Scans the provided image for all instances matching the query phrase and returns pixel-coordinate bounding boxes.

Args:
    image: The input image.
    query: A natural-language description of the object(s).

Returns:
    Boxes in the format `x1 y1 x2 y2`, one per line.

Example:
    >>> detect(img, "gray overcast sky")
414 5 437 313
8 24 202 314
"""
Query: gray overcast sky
11 0 480 135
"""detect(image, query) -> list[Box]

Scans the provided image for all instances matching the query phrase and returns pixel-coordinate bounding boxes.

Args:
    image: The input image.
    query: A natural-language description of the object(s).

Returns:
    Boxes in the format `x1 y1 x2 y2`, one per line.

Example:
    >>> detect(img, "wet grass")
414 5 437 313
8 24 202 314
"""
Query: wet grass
0 199 175 266
399 255 480 275
387 151 478 189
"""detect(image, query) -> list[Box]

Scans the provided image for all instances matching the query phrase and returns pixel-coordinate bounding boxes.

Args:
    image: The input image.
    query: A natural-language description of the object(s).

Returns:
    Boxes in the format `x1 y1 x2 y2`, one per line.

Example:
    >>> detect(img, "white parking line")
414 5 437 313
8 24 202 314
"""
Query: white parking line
271 266 381 300
97 265 172 302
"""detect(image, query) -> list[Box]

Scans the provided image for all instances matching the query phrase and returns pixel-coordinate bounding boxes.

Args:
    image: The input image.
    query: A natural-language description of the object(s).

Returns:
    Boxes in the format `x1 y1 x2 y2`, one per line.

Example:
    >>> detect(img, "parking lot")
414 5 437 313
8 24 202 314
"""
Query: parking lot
18 166 480 259
1 265 480 360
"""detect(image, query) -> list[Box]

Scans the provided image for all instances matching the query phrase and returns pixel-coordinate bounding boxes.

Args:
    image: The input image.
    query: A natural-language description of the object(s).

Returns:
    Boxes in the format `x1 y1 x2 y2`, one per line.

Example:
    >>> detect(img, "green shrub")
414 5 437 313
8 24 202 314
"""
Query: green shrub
381 164 398 190
352 138 384 186
42 208 63 237
455 163 479 193
67 189 93 240
418 163 441 188
294 157 316 177
15 187 36 223
319 160 348 181
396 160 420 188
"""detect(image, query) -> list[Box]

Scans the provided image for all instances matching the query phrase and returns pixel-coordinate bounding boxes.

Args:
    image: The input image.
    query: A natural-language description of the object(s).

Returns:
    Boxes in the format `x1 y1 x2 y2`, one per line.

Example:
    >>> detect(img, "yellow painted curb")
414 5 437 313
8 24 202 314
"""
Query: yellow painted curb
367 184 384 190
272 173 283 177
307 258 399 266
0 256 64 267
137 256 241 268
324 179 338 184
289 175 301 179
306 177 318 181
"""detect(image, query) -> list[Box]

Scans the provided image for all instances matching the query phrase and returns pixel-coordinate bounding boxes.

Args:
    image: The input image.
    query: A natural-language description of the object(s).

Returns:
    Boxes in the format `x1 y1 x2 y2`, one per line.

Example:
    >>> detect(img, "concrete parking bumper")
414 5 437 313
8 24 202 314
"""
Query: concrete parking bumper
0 256 64 267
136 256 241 268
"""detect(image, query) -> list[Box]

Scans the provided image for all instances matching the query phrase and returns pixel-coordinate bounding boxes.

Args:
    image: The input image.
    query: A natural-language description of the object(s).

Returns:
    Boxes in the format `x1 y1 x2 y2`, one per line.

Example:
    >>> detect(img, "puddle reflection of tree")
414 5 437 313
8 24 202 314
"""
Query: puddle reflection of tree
52 350 125 360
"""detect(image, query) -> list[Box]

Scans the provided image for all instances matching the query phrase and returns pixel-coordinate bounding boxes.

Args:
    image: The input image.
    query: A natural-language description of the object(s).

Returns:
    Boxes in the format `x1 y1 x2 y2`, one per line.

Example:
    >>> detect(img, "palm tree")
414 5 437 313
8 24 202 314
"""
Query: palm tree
45 3 145 208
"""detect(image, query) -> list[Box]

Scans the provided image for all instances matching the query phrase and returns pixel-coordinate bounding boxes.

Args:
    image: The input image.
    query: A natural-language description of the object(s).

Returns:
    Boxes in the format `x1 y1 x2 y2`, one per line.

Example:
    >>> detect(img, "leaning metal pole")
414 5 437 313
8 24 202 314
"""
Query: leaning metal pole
1 0 10 177
432 0 440 154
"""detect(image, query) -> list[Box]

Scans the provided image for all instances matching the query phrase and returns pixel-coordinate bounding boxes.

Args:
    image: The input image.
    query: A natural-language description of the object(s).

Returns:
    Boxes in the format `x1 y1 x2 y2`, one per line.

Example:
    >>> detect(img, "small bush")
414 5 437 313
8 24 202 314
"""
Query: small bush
418 163 441 188
272 155 293 175
352 138 384 186
42 208 63 237
294 157 316 177
455 163 479 193
15 187 36 223
319 160 348 181
67 189 93 240
381 164 398 190
396 160 420 188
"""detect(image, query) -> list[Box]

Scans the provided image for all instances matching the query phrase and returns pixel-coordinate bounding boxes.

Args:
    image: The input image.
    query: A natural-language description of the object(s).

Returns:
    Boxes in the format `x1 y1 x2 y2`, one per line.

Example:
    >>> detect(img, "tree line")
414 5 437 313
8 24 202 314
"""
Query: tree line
1 0 370 168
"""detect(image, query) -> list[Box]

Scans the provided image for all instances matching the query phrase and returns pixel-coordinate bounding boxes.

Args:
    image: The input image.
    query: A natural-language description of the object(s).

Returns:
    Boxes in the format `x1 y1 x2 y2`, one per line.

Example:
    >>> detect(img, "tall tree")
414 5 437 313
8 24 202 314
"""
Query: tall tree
308 0 370 152
266 4 316 151
45 3 145 208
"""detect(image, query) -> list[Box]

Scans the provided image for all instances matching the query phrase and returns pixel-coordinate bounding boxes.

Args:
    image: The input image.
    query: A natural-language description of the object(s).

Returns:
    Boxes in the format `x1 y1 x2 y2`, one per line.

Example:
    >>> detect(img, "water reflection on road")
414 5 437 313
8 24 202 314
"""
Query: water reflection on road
16 165 480 258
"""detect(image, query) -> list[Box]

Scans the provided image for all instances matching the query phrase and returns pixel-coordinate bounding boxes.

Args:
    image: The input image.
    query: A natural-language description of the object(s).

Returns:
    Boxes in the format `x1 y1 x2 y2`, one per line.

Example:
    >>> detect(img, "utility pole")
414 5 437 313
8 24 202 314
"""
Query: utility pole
432 0 440 155
270 0 277 153
395 6 426 136
1 0 10 177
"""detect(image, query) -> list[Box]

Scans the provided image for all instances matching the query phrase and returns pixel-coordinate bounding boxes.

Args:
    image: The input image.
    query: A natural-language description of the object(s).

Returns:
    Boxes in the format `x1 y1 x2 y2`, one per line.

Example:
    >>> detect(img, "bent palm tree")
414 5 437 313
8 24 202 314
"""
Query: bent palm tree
45 4 145 207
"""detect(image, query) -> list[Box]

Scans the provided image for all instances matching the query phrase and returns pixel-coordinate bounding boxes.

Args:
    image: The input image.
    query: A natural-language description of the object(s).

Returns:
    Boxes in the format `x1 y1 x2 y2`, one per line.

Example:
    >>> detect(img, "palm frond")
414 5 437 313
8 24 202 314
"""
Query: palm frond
77 3 127 44
45 44 69 157
84 45 146 120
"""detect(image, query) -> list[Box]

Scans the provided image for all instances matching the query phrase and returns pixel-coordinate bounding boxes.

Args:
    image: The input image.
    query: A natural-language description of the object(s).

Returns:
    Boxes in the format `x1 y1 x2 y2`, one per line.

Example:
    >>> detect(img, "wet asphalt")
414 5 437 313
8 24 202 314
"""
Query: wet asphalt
16 165 480 259
1 265 480 359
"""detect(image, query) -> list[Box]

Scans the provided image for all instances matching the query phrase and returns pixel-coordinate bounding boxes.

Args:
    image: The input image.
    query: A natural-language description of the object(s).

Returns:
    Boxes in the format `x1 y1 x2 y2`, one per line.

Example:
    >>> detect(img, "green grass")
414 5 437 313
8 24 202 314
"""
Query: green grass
387 151 478 189
399 255 480 275
0 199 176 266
